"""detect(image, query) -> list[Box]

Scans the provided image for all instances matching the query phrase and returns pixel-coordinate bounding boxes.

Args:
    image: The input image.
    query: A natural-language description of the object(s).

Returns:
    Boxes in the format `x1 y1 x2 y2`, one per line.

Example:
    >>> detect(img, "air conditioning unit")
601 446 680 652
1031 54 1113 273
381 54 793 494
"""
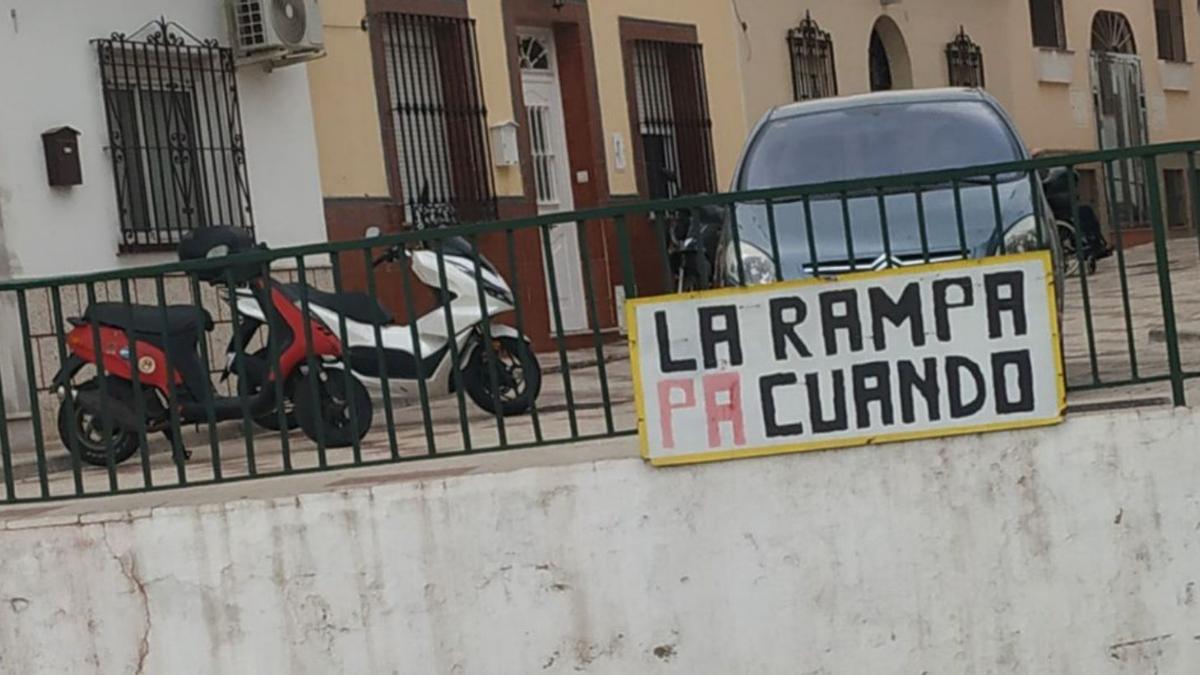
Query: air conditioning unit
229 0 325 67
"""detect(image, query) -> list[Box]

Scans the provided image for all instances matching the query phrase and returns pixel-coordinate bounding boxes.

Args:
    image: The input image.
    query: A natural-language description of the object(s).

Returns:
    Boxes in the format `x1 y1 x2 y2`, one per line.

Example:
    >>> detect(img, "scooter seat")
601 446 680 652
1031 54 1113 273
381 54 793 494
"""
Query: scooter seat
283 284 394 326
84 303 214 337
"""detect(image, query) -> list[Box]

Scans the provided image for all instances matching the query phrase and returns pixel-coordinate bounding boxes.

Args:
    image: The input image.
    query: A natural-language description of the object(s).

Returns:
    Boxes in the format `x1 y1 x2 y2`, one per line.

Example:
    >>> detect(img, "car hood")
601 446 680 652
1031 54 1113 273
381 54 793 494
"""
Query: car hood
733 179 1036 278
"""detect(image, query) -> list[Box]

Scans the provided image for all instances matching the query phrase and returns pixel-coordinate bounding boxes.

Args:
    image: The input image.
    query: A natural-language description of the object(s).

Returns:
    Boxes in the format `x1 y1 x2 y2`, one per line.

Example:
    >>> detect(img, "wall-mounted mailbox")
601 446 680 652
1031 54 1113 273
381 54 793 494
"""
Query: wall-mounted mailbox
42 126 82 187
490 121 520 167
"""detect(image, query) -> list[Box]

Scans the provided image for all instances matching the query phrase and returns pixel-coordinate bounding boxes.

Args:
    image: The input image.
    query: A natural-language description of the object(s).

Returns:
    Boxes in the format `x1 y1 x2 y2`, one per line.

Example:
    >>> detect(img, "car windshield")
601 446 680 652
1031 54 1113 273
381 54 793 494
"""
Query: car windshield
739 100 1023 190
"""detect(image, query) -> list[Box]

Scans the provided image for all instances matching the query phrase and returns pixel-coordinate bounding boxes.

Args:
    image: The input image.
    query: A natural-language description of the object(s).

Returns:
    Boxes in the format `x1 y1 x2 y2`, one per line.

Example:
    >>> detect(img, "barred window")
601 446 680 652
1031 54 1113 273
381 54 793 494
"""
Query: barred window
96 19 254 252
1154 0 1187 62
1028 0 1067 49
787 12 837 101
946 27 985 88
377 13 495 229
631 40 717 199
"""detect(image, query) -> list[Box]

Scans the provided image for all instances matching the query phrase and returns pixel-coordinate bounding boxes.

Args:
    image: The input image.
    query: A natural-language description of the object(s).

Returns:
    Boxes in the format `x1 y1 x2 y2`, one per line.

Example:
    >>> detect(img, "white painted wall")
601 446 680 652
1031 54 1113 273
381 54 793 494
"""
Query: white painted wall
0 0 326 280
3 406 1200 673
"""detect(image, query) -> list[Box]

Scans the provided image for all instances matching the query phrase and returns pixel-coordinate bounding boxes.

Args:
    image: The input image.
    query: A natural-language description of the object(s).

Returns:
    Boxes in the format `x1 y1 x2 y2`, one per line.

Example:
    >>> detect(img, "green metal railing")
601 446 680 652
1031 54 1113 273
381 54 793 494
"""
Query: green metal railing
1 140 1198 504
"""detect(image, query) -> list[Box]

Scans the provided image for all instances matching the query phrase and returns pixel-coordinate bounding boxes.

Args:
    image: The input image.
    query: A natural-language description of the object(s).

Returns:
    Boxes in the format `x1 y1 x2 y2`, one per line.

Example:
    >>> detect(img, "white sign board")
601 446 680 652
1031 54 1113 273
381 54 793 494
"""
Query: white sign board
628 253 1065 466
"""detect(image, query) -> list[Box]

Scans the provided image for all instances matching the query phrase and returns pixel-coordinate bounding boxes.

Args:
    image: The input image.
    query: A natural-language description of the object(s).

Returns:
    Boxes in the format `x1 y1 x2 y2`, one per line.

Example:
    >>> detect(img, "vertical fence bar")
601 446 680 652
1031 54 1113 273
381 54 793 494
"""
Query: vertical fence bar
915 187 931 263
1067 169 1101 386
875 189 893 263
505 228 544 443
990 174 1005 254
294 257 329 466
118 279 154 489
802 195 820 274
226 266 262 473
154 275 188 486
15 291 50 498
328 253 365 464
361 246 399 460
187 275 224 479
839 192 856 271
652 211 675 292
49 286 85 496
431 239 473 452
1144 156 1186 406
766 198 784 279
396 245 438 455
83 282 119 493
1103 159 1141 380
575 220 614 435
466 234 508 447
0 351 13 500
615 215 637 300
540 224 580 439
952 180 970 258
728 205 746 285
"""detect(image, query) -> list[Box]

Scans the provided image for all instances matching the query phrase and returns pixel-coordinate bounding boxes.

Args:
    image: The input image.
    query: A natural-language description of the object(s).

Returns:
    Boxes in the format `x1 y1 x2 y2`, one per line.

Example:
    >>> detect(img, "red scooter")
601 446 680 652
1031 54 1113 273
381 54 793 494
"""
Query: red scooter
51 227 373 467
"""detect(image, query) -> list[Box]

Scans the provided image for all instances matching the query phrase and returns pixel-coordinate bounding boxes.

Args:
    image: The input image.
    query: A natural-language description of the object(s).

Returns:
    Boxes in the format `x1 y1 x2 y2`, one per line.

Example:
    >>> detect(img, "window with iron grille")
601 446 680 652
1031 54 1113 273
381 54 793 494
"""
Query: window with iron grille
787 12 837 101
1154 0 1187 62
632 40 717 199
1028 0 1067 49
376 13 495 229
946 26 985 88
95 19 254 252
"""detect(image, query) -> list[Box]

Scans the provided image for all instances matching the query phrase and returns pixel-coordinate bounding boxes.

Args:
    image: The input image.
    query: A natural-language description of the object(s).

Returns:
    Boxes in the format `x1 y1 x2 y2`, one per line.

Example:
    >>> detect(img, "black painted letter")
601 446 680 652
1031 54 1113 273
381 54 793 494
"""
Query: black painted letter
760 373 804 438
991 350 1035 414
898 358 941 424
869 283 926 351
852 361 894 429
820 290 863 356
984 271 1028 339
699 305 743 369
932 277 974 342
805 370 848 434
655 311 696 373
769 297 812 360
946 356 986 418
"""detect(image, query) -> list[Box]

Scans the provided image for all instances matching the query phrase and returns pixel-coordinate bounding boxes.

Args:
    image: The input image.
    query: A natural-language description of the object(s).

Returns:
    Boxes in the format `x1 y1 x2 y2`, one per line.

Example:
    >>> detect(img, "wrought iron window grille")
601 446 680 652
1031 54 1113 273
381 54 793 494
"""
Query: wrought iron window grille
946 26 985 88
377 13 496 229
95 17 254 253
787 12 838 101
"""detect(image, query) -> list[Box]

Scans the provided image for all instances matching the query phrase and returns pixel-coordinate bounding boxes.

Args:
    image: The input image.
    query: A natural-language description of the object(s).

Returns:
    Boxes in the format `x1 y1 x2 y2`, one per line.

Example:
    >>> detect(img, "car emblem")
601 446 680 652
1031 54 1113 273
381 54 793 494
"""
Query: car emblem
138 356 157 375
867 254 903 271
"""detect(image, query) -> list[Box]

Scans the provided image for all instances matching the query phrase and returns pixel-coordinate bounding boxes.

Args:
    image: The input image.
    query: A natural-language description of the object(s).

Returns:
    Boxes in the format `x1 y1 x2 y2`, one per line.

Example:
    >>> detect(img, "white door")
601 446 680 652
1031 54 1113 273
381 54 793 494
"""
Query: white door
520 30 588 333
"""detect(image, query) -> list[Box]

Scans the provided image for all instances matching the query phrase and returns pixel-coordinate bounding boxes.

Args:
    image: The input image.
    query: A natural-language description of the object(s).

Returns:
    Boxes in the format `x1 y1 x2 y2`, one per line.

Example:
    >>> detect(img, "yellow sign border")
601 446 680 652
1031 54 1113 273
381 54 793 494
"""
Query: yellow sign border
625 251 1067 467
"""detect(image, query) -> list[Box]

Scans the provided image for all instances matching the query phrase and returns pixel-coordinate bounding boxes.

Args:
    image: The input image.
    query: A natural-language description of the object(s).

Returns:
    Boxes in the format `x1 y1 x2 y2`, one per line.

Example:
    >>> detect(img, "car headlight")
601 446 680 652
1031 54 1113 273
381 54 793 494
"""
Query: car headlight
1002 215 1045 254
724 242 777 286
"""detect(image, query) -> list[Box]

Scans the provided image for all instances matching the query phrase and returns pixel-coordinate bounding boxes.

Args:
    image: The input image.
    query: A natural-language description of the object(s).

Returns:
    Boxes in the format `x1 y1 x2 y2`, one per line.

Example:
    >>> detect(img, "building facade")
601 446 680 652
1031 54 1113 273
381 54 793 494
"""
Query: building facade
308 0 748 345
0 0 327 280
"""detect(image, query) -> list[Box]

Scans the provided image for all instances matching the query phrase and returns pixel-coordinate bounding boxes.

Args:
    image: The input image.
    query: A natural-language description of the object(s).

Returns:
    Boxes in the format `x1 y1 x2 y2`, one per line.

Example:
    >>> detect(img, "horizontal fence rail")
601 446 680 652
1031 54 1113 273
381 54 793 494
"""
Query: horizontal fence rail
0 140 1198 504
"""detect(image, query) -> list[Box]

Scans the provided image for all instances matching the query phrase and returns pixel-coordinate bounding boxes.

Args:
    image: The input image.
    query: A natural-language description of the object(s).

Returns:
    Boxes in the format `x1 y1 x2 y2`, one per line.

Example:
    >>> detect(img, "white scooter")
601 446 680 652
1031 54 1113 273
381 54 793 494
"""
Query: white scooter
225 233 542 426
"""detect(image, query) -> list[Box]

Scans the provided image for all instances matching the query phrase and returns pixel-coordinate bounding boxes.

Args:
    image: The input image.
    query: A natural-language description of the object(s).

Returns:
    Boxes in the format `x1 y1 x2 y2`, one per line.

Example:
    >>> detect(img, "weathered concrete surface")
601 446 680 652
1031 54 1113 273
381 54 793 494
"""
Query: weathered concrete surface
3 406 1200 674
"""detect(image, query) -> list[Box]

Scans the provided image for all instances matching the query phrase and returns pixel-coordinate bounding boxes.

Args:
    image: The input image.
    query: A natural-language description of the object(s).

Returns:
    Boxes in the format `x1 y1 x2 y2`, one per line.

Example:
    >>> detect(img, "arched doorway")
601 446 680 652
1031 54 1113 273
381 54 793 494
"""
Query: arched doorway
869 17 912 91
1089 11 1148 225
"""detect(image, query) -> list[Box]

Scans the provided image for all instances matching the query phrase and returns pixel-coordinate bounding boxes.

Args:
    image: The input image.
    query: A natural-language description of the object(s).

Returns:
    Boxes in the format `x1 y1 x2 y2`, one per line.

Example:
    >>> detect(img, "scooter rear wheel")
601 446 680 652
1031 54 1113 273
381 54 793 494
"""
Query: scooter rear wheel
293 366 374 448
58 379 141 467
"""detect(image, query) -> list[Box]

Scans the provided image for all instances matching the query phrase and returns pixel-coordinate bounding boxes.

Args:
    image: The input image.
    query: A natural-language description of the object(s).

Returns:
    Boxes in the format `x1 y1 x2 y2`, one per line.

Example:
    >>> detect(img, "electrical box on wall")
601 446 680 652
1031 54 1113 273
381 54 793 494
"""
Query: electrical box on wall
490 121 520 167
42 126 82 187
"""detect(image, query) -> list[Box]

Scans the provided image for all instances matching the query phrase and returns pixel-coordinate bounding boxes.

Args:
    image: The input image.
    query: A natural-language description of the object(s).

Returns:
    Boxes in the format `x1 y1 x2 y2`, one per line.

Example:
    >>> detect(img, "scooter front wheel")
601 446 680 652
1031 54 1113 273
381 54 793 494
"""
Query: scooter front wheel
293 366 374 448
464 336 542 416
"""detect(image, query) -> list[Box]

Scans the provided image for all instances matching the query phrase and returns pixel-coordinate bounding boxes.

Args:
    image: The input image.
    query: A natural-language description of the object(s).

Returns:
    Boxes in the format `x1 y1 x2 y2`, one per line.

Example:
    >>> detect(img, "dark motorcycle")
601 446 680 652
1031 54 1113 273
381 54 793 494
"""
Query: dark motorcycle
1043 167 1113 276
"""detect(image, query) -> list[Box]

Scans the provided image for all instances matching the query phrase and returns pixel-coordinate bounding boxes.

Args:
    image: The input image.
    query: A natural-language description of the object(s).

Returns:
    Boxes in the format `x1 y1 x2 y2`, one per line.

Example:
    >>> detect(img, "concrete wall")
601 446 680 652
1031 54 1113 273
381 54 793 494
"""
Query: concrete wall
0 0 327 279
4 405 1200 673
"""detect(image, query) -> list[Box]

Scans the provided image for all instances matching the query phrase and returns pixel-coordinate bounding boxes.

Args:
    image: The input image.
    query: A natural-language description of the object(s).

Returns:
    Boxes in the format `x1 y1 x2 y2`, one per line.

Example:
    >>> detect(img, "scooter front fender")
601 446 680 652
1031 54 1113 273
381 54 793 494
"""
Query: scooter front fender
457 324 528 368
